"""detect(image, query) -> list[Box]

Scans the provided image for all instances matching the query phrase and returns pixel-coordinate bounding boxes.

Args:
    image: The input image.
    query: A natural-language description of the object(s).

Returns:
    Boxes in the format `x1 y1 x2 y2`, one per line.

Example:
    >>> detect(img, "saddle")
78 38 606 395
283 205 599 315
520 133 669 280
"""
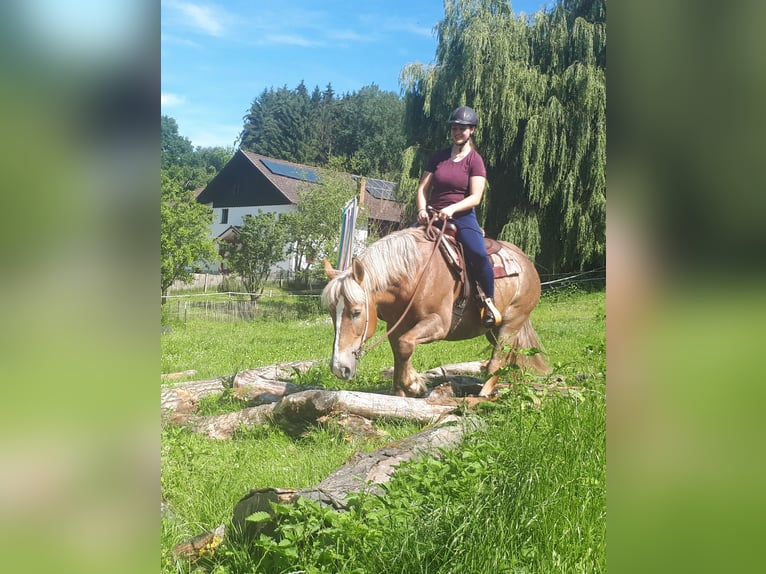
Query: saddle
425 221 522 331
434 222 521 281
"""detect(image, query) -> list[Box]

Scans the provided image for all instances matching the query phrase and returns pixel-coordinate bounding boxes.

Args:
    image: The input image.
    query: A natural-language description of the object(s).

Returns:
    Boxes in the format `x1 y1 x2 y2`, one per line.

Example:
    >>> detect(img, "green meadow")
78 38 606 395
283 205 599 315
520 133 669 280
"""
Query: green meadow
161 285 605 573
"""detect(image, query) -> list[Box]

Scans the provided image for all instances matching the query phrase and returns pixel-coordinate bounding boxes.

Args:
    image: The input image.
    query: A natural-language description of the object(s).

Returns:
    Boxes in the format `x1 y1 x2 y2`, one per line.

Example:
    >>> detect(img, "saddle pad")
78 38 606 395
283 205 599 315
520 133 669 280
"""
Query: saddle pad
439 236 521 279
490 248 521 279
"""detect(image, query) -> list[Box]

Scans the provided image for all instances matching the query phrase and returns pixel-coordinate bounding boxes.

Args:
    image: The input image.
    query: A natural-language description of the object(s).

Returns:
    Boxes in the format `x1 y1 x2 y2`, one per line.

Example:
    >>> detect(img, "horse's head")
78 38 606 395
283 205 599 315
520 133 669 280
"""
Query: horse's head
321 259 377 380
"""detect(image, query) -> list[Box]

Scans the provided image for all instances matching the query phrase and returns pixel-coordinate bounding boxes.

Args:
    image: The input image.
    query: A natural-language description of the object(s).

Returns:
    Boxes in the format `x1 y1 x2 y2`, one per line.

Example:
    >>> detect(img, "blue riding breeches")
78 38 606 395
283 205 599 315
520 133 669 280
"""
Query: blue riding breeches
451 210 495 299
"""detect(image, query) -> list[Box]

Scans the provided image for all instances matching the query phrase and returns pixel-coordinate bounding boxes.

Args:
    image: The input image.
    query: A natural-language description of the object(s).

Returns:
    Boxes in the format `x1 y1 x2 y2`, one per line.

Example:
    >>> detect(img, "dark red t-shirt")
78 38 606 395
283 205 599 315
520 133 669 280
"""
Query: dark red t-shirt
425 147 487 212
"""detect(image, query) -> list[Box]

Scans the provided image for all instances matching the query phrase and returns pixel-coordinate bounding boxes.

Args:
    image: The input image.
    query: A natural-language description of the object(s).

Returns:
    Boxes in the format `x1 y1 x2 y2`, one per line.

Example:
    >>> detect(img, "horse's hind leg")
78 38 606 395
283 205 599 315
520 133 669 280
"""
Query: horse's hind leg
480 314 542 397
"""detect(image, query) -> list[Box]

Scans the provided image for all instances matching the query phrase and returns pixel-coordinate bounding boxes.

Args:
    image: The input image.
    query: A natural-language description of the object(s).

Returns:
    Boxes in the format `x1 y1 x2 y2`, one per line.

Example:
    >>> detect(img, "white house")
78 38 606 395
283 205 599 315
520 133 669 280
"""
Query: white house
195 150 403 274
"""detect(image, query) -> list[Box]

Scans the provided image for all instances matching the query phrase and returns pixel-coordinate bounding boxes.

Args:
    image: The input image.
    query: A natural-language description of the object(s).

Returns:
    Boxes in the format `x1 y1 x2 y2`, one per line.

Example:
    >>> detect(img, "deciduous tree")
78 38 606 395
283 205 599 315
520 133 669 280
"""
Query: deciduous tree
281 171 359 279
222 211 288 299
161 173 218 300
401 0 606 273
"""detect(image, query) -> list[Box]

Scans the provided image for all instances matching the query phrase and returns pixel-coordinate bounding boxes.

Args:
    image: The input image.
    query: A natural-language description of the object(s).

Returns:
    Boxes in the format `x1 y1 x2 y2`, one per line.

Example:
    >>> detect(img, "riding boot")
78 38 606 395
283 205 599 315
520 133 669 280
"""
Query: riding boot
481 297 502 327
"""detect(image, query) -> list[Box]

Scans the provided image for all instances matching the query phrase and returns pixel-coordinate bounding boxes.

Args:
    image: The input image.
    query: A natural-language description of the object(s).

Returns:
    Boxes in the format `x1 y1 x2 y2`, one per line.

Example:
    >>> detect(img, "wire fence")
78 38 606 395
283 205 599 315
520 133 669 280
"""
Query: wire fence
161 268 605 324
539 267 606 289
161 292 325 323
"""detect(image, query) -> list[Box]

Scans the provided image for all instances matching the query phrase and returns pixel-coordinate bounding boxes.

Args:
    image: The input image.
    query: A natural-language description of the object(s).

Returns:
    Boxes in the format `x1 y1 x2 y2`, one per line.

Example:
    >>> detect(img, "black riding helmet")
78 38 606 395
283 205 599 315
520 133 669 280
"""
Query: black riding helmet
447 106 479 126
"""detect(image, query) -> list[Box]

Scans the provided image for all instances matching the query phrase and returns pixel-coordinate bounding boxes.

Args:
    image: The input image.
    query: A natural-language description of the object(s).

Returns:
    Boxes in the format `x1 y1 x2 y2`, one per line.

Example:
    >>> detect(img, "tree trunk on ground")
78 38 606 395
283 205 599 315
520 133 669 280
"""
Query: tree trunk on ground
189 404 277 439
166 361 585 558
162 360 578 439
161 376 232 413
174 416 482 557
229 416 481 539
270 389 460 436
161 360 321 413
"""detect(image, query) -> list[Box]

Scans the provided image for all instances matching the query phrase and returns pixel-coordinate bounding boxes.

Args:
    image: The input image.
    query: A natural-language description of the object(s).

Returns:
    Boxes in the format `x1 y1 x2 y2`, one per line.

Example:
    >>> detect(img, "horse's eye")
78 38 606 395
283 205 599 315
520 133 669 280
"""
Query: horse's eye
350 309 362 319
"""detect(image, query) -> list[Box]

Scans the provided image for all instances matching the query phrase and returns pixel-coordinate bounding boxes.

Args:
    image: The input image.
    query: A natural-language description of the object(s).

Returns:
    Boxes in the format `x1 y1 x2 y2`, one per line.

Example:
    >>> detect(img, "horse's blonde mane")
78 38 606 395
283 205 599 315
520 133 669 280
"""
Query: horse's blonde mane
321 228 424 308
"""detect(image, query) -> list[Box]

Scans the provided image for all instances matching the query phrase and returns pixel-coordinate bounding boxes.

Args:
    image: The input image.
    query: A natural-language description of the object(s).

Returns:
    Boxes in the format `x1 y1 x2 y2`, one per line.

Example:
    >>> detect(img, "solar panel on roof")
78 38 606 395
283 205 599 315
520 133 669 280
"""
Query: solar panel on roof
365 178 397 200
261 159 320 183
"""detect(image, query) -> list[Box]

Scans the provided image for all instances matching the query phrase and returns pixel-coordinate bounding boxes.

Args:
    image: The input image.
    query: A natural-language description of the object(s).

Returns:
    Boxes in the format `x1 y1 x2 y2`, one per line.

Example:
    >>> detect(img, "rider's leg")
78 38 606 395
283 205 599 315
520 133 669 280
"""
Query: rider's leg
453 213 501 326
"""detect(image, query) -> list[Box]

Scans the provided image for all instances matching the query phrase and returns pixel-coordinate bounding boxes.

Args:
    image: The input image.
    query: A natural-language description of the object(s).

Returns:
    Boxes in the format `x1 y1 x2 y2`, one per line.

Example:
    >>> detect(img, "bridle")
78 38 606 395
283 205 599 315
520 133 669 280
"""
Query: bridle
352 294 373 360
351 210 446 359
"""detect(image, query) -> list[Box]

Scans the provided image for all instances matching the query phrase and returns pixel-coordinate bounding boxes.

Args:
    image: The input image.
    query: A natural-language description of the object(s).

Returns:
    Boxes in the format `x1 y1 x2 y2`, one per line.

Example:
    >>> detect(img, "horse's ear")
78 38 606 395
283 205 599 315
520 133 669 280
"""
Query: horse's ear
322 258 340 279
351 258 365 284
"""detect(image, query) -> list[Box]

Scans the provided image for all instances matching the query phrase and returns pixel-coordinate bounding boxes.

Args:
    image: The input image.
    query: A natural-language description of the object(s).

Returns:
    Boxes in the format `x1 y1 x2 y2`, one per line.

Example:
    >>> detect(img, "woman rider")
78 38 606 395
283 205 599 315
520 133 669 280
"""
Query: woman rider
415 105 501 327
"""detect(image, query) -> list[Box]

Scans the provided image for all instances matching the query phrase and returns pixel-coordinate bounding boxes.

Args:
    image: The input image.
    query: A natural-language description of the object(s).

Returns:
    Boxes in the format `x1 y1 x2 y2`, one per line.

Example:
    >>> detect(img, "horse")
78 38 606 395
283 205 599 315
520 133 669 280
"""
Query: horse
320 226 551 397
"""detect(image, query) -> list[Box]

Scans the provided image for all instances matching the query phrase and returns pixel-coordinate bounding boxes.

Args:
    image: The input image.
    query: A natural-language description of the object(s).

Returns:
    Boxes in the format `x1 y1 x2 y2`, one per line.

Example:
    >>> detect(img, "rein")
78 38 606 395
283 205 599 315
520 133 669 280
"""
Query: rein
353 211 446 358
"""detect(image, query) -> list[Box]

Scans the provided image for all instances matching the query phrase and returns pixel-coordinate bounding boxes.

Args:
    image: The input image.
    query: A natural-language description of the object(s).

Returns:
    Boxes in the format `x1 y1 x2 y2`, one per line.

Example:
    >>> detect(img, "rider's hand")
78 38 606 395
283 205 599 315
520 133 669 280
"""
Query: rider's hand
438 206 455 220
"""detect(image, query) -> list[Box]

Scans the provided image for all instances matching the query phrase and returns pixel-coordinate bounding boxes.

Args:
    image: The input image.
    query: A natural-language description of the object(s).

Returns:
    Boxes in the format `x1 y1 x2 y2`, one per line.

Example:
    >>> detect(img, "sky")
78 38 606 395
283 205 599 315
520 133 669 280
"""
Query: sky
161 0 551 149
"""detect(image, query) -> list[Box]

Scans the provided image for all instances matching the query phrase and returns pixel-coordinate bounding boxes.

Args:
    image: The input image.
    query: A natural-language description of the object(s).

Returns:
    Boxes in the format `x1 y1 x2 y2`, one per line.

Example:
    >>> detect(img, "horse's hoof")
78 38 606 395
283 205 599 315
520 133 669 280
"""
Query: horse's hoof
479 375 499 397
405 383 427 397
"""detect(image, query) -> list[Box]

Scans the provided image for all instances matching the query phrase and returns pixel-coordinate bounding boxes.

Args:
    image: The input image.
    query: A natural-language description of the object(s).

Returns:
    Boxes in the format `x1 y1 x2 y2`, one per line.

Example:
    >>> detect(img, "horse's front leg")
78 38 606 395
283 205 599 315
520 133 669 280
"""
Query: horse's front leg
389 314 449 397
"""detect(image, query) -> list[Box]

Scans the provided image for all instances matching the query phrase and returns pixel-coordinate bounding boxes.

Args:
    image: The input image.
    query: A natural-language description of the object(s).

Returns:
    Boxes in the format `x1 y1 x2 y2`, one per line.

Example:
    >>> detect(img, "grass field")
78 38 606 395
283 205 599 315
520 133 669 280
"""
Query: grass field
161 284 605 573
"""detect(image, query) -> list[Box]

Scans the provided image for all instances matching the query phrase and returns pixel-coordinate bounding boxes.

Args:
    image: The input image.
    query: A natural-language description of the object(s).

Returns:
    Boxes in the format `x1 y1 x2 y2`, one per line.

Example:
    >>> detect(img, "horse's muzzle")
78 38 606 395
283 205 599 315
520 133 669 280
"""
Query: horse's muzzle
330 353 357 380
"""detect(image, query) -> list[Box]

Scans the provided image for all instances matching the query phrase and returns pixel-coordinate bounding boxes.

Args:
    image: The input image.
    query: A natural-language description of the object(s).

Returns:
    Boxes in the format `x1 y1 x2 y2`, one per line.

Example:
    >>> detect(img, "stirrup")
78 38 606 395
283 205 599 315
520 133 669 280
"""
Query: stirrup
481 298 501 327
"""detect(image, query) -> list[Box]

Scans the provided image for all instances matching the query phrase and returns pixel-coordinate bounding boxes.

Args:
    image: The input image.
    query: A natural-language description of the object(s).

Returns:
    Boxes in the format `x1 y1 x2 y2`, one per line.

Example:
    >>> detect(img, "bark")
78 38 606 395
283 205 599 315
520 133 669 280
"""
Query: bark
173 524 226 559
161 360 321 413
270 389 459 436
190 404 276 440
161 376 232 413
233 360 321 386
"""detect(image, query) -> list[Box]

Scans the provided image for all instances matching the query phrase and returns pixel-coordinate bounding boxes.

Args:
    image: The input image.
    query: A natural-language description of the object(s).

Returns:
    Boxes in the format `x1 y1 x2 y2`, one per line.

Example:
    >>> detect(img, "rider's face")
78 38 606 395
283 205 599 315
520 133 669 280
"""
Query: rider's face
450 124 474 143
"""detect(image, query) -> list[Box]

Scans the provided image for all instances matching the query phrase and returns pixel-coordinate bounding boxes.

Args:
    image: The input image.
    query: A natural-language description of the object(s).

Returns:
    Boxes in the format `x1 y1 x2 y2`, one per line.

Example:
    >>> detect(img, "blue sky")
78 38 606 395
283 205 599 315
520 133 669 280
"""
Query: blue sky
161 0 551 148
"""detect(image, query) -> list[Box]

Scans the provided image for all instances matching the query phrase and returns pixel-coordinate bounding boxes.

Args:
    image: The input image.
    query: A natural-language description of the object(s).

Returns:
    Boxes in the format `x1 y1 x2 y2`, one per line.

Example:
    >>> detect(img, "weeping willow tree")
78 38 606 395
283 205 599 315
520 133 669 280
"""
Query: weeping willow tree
401 0 605 273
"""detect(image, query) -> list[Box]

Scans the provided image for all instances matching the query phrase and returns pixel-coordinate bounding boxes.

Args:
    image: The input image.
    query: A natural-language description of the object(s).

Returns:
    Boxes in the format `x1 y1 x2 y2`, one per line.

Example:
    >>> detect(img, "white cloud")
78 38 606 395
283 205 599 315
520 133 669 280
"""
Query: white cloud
169 1 226 37
161 93 185 106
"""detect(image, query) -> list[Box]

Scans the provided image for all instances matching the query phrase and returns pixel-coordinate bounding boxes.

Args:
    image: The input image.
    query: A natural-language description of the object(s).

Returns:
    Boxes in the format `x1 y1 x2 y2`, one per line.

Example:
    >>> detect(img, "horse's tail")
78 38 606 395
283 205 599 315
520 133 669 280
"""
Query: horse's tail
509 318 552 375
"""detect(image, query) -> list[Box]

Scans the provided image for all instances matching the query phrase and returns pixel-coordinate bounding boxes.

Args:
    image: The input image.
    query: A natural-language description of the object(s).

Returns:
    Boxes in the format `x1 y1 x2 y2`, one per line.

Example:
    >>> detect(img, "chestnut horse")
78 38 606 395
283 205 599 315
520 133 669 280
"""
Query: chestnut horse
321 226 550 397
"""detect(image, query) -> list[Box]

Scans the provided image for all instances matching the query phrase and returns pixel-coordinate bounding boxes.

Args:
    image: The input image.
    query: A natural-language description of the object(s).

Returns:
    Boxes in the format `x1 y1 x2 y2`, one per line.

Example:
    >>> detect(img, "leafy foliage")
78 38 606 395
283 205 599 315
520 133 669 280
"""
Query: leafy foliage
161 115 195 170
161 116 235 296
221 211 288 298
281 170 360 275
190 386 604 574
160 173 218 297
401 0 606 273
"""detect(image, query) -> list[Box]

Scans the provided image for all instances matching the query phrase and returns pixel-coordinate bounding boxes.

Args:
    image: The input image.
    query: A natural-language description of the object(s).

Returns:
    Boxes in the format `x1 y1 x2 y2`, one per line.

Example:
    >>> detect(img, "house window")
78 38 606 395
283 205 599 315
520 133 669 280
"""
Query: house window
221 208 229 224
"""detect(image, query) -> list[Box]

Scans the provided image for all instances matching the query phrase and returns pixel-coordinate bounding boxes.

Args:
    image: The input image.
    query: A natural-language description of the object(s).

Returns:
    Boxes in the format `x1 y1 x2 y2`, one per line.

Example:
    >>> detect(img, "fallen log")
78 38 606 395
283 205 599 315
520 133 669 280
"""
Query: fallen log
270 389 459 436
161 376 232 413
230 370 311 406
175 417 481 557
161 360 321 413
190 404 277 439
167 387 465 439
234 360 320 383
423 360 485 377
230 416 480 539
